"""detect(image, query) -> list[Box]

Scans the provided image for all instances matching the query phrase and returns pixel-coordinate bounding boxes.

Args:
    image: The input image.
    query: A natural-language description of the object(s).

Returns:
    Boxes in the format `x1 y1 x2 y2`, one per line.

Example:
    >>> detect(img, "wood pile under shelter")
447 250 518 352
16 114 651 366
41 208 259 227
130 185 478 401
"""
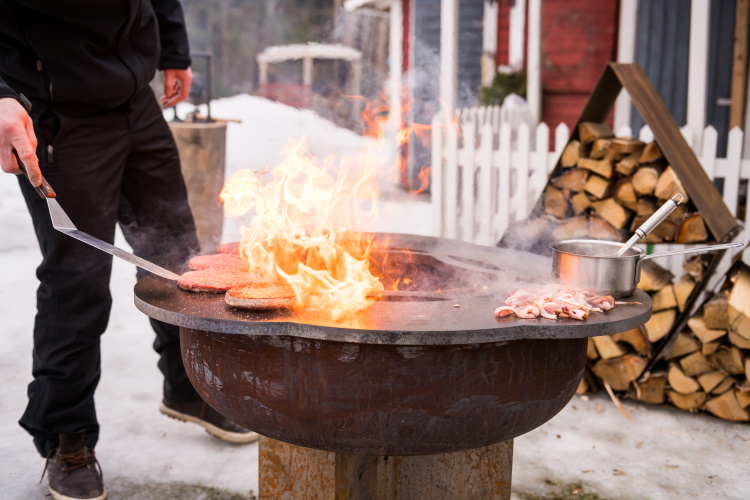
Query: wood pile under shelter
503 63 748 423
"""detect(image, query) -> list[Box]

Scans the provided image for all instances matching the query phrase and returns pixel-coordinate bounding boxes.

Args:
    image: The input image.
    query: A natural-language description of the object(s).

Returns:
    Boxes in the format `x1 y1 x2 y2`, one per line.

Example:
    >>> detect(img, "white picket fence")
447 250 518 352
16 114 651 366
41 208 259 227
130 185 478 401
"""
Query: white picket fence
431 105 750 275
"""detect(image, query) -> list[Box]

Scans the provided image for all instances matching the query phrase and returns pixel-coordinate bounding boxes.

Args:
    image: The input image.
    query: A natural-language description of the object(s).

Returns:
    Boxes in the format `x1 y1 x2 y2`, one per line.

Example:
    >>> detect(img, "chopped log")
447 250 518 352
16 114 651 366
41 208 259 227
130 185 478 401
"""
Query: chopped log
586 338 598 360
591 198 633 230
746 358 750 381
679 351 714 377
612 328 650 356
654 166 689 201
668 202 687 222
636 197 659 217
561 140 583 168
544 186 568 218
668 390 707 411
683 256 707 282
708 346 745 375
728 266 750 341
643 308 676 342
698 371 729 393
728 330 750 349
634 372 667 404
609 137 645 157
705 391 750 421
736 390 750 409
687 316 726 344
703 293 729 330
632 165 665 196
639 142 664 164
612 179 638 211
579 122 614 143
668 363 701 394
571 192 592 215
584 175 613 200
553 168 589 192
631 215 676 243
551 216 589 240
591 354 647 391
616 154 641 176
578 158 613 179
673 275 695 313
589 139 612 160
712 376 735 395
665 332 701 359
588 215 620 240
675 213 709 243
651 285 677 312
577 368 601 395
702 341 721 356
638 261 673 292
592 335 625 360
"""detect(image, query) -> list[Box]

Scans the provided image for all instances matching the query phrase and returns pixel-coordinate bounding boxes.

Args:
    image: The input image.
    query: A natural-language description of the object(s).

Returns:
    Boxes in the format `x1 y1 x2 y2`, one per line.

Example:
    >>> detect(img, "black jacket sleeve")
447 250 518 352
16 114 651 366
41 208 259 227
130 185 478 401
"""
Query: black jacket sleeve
0 72 24 104
151 0 191 70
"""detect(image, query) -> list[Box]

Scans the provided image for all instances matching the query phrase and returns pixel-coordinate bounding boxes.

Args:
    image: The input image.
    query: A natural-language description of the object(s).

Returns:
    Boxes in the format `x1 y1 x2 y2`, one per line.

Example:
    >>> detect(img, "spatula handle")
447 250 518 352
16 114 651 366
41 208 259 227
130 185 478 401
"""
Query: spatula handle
13 148 56 199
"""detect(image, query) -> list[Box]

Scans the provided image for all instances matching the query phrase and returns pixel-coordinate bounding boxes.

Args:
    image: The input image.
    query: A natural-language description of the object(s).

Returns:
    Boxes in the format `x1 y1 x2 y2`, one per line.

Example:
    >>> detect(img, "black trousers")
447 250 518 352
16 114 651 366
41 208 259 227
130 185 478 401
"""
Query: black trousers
17 86 201 457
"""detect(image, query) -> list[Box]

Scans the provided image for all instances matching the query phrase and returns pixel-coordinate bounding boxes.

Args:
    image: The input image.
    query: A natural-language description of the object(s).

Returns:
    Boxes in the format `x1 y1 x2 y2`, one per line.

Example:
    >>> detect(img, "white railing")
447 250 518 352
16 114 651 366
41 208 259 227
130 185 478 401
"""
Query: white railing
431 106 750 274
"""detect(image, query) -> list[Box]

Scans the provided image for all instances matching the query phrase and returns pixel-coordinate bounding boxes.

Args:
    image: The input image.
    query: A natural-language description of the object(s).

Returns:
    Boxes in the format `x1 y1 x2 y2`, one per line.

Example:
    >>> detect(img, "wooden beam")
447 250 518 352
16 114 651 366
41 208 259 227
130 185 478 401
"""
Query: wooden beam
730 0 750 129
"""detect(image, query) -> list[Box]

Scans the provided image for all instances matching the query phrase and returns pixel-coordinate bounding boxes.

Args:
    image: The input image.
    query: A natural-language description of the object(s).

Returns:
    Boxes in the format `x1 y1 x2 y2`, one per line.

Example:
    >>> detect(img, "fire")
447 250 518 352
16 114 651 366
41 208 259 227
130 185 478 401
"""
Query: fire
220 140 384 320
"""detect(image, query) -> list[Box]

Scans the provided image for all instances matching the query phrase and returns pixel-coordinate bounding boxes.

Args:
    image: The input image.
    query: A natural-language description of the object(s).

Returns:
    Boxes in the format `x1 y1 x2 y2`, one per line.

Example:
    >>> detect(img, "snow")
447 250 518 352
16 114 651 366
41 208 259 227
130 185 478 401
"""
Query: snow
1 95 747 499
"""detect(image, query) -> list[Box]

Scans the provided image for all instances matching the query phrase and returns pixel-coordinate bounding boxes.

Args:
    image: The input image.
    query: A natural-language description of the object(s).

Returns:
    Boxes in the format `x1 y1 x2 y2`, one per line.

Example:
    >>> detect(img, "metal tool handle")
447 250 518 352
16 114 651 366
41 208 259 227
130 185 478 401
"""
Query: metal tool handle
640 242 744 261
634 194 683 239
13 148 56 199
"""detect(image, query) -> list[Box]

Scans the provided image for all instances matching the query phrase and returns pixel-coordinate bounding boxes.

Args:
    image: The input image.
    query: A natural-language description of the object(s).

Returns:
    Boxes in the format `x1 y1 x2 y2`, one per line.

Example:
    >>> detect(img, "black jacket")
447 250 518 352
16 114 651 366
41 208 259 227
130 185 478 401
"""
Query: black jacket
0 0 190 109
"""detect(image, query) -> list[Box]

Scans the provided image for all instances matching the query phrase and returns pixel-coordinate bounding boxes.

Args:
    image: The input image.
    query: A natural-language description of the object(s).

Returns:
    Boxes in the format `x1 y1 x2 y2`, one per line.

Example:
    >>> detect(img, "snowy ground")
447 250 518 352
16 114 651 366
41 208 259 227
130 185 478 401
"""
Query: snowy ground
1 95 748 499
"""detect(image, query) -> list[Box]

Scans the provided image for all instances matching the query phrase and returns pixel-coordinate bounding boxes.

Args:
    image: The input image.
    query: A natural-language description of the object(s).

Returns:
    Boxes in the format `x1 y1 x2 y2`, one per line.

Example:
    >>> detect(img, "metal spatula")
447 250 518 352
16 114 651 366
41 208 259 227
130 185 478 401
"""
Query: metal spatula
14 150 181 281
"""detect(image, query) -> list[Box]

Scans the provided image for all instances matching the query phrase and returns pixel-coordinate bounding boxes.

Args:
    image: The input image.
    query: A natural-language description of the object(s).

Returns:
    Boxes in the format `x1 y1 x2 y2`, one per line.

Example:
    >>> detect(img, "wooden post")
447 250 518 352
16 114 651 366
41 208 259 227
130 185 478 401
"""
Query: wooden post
259 436 513 500
730 0 749 129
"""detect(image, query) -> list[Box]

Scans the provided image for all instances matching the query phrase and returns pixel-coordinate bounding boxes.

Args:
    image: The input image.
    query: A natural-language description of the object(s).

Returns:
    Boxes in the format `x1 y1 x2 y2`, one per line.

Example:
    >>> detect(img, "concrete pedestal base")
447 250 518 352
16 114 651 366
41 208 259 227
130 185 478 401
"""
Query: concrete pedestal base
259 436 513 499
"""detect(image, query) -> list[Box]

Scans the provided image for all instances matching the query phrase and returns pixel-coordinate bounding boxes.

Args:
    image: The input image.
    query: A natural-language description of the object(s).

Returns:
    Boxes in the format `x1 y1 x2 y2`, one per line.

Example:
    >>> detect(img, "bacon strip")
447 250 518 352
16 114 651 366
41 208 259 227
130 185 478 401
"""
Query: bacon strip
494 285 616 321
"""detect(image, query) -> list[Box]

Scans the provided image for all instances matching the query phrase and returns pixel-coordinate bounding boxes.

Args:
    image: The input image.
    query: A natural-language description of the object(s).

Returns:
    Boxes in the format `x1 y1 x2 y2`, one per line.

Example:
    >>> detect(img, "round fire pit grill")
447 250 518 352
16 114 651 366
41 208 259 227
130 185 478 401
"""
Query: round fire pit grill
134 233 651 457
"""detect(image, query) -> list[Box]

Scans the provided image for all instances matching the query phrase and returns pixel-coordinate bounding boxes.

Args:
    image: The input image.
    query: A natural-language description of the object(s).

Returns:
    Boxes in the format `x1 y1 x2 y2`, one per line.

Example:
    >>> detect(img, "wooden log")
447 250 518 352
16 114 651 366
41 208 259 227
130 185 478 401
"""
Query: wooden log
712 376 736 395
673 275 695 313
584 175 613 200
571 192 592 215
579 121 614 143
634 372 666 404
632 165 664 196
683 256 707 282
588 215 620 240
643 308 676 342
592 335 625 360
560 140 582 168
708 346 745 375
651 285 677 312
728 330 750 349
592 355 647 391
703 293 729 330
728 266 750 341
639 142 664 164
698 371 729 393
611 328 650 356
702 341 721 356
612 179 638 211
679 351 714 377
675 213 709 243
636 197 659 217
668 363 701 394
668 390 707 411
586 338 599 360
637 261 673 292
615 153 641 176
552 168 589 191
591 198 633 230
543 186 568 219
609 137 645 157
687 316 726 344
746 358 750 381
654 166 689 202
736 390 750 409
551 216 589 240
578 158 613 179
665 332 700 359
589 138 612 159
705 391 750 421
631 215 675 243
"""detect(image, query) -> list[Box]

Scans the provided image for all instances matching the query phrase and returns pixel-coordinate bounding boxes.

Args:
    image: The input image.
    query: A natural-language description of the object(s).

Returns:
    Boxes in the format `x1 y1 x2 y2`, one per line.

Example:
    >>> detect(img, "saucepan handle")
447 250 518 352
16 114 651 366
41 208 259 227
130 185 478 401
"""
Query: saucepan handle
640 242 744 261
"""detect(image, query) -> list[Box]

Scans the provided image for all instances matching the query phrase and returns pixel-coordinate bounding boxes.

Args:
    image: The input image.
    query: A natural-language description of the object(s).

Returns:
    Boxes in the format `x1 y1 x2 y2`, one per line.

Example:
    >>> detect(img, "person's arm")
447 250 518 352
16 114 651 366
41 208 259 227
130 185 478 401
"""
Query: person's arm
0 73 40 186
151 0 192 107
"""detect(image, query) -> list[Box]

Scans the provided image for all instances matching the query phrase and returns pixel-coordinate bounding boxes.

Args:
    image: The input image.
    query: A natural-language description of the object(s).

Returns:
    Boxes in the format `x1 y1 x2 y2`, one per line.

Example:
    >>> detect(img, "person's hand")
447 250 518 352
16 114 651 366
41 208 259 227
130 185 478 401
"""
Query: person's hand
0 97 40 186
161 68 192 108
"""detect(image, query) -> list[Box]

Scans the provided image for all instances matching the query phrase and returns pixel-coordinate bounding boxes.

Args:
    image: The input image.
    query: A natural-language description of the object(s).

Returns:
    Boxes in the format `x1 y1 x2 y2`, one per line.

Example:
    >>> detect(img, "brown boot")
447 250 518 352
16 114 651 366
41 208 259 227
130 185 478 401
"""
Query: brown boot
160 398 259 444
43 430 106 500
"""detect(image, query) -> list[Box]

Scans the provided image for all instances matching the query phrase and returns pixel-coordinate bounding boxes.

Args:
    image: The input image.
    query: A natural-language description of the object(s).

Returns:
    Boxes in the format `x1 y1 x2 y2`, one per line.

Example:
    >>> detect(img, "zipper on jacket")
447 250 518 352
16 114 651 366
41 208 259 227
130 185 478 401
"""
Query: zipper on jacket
47 145 54 164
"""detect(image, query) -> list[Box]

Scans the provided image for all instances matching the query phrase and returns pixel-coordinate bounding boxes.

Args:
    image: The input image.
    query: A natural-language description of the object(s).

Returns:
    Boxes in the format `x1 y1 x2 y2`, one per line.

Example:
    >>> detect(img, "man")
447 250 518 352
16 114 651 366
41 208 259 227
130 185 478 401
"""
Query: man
0 2 256 499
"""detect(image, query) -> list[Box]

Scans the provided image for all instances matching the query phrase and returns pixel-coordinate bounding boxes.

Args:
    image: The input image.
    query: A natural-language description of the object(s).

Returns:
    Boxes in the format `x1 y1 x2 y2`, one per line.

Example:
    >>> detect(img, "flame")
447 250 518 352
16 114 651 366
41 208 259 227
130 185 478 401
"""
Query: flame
220 140 384 320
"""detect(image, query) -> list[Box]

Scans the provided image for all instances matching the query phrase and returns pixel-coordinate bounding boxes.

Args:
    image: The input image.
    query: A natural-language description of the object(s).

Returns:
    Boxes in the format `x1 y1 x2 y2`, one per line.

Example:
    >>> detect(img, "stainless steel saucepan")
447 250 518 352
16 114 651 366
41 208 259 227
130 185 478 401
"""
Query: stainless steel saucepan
550 239 743 297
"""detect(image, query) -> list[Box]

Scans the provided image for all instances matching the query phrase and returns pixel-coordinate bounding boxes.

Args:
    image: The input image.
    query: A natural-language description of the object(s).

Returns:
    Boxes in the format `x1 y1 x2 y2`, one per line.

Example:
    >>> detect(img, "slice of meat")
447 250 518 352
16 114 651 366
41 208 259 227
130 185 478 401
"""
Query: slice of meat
188 253 245 272
178 269 258 293
225 282 296 310
216 241 240 254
